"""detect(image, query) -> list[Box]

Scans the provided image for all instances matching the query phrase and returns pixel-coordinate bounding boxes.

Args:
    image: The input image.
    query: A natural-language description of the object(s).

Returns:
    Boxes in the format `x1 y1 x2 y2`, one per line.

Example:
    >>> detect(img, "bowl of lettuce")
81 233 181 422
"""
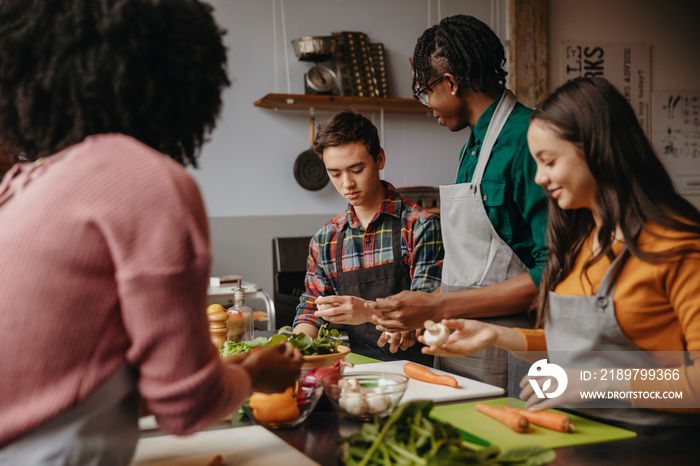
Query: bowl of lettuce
219 323 348 369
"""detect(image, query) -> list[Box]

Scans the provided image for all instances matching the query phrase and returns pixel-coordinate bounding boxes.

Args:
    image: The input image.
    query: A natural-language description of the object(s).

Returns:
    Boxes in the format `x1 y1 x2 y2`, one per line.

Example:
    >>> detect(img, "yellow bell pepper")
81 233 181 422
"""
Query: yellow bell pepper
248 386 299 424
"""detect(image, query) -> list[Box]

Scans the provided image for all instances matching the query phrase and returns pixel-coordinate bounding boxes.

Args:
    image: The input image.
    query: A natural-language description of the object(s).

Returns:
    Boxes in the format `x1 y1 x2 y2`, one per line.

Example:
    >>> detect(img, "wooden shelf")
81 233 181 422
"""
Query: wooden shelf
254 93 430 114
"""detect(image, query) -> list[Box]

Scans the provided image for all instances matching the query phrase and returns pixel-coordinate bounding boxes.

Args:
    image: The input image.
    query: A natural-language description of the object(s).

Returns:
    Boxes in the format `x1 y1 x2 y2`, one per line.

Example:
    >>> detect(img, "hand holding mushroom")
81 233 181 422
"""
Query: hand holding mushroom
418 319 510 357
422 320 449 346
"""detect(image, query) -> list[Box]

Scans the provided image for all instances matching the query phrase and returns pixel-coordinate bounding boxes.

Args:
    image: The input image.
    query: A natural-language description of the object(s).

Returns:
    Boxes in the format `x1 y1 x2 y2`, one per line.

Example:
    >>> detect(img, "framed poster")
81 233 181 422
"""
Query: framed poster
562 42 651 135
652 91 700 194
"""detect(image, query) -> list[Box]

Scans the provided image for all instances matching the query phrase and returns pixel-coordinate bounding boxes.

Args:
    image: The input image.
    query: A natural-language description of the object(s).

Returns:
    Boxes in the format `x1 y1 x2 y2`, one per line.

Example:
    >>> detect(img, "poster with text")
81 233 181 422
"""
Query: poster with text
562 42 651 135
652 91 700 194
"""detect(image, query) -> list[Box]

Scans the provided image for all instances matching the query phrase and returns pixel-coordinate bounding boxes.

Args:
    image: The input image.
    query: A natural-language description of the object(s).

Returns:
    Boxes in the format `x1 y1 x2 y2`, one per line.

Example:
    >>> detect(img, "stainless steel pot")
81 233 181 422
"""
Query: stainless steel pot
291 36 337 61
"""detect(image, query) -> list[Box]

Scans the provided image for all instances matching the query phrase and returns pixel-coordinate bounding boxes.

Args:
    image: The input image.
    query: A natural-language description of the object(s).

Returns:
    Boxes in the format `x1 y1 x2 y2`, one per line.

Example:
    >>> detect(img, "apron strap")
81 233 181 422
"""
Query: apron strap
390 202 403 267
335 222 347 273
471 89 517 185
594 244 630 307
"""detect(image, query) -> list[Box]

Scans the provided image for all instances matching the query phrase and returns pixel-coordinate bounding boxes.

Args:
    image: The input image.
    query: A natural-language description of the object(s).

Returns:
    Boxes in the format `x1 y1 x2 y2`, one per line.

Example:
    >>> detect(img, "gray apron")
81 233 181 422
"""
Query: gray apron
546 246 698 426
437 89 535 392
0 364 140 465
336 207 434 366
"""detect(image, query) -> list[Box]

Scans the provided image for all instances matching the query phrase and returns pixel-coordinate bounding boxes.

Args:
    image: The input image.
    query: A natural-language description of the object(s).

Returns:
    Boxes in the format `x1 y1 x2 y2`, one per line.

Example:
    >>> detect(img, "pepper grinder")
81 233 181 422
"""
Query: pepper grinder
207 305 228 348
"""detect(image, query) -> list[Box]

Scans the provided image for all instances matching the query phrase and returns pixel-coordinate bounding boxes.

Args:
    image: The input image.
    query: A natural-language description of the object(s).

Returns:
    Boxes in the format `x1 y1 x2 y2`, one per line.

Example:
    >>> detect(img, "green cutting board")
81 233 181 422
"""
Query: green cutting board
345 353 381 365
431 398 636 450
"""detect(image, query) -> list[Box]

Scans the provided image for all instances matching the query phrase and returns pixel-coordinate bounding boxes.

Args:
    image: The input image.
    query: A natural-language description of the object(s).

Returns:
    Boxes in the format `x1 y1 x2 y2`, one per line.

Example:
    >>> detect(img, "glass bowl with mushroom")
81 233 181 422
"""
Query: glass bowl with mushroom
321 372 408 421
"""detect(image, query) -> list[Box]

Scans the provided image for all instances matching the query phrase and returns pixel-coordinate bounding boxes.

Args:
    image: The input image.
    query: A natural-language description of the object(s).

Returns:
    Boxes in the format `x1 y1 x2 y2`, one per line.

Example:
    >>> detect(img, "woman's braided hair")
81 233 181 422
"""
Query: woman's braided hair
412 15 507 95
0 0 230 167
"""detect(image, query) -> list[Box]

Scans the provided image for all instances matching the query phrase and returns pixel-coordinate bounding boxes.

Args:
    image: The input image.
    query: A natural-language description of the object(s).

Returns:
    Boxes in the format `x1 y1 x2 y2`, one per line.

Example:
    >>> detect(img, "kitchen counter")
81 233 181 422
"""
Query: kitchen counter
134 335 697 465
135 392 697 466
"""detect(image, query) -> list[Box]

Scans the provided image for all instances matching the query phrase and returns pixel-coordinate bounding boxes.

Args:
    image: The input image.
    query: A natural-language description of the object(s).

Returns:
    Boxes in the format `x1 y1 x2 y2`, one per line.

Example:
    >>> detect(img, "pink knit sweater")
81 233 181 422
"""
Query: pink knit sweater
0 134 251 446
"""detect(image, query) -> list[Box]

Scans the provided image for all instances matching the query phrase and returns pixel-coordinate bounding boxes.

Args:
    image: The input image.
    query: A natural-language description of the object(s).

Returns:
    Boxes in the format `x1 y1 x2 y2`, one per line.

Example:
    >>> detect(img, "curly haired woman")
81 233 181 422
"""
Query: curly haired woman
0 1 301 463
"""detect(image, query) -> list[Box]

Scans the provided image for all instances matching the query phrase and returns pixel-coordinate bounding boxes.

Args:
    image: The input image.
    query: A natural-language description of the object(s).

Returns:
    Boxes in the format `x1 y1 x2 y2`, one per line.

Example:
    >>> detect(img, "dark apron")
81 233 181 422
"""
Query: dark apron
335 209 434 366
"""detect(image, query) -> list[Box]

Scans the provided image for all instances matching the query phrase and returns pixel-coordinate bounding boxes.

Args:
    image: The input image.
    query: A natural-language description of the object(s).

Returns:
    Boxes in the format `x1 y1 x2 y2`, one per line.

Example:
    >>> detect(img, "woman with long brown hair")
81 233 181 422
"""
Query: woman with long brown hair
419 77 700 428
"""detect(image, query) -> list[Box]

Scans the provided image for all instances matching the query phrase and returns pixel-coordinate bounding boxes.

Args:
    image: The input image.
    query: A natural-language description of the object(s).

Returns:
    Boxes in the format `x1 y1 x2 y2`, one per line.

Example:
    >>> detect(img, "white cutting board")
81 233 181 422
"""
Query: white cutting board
130 425 320 466
344 360 504 403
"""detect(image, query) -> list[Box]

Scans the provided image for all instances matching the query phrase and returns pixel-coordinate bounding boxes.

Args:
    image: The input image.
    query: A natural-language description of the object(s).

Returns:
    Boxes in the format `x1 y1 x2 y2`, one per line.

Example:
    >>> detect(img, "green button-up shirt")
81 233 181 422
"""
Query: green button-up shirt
455 93 548 287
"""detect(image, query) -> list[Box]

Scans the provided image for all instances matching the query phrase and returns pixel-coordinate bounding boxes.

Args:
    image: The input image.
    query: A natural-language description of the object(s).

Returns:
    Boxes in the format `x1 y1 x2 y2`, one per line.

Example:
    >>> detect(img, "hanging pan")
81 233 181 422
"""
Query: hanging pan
294 111 329 191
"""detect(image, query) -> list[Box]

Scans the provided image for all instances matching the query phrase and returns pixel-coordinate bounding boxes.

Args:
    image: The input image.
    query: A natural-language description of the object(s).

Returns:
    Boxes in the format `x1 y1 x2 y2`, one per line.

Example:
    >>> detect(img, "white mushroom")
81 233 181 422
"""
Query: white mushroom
338 377 362 391
339 390 368 415
366 392 390 413
337 377 393 416
423 320 449 346
382 332 403 345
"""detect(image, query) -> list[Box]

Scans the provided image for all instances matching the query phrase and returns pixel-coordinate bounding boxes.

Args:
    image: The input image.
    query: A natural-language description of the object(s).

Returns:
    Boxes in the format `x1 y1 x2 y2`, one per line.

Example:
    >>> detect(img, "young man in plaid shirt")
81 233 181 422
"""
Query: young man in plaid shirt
293 111 443 364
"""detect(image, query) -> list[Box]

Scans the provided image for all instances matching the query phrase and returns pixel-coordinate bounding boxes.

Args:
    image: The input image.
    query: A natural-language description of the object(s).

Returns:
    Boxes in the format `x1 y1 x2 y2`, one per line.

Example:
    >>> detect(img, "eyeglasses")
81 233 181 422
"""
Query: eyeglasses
413 75 445 106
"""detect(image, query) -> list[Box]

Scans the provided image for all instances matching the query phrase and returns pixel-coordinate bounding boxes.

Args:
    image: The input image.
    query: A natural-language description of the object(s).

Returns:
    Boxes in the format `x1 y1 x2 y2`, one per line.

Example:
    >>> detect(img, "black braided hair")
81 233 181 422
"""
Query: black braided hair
412 15 507 95
0 0 230 167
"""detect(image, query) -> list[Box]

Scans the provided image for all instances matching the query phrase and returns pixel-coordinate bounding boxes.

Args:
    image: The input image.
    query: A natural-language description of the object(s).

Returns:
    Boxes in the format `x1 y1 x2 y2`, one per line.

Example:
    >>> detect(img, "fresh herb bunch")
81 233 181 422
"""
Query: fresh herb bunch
219 323 340 358
338 400 555 466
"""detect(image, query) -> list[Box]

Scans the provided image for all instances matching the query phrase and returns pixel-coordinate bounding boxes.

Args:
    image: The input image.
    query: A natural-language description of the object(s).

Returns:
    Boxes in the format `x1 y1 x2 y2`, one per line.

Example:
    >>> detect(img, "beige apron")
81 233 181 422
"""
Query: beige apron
437 90 535 392
0 364 140 465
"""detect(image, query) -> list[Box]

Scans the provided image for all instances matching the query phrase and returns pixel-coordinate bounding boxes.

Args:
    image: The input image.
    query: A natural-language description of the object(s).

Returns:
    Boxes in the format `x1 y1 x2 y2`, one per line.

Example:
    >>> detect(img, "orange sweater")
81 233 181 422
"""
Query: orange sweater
519 225 700 409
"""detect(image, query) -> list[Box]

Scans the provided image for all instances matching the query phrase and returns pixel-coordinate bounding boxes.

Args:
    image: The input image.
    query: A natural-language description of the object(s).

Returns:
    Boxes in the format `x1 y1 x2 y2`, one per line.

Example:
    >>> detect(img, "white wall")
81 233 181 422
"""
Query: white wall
192 0 507 218
549 0 700 209
203 0 700 299
199 0 509 295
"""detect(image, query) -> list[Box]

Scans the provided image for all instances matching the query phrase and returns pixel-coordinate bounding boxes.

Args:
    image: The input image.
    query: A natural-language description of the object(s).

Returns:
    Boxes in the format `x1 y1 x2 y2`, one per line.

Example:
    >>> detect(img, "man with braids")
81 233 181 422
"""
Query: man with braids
0 1 301 464
369 15 548 393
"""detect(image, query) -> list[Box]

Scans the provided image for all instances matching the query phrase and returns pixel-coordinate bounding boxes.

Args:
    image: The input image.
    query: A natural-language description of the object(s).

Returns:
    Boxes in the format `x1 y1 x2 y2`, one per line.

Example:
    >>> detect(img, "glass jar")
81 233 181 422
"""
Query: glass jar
227 280 254 342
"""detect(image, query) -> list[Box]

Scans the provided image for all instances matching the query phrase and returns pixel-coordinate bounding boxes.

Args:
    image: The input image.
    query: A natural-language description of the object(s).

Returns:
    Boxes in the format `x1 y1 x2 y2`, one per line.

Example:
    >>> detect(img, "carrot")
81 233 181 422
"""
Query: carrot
475 403 529 433
403 362 458 388
502 405 575 433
